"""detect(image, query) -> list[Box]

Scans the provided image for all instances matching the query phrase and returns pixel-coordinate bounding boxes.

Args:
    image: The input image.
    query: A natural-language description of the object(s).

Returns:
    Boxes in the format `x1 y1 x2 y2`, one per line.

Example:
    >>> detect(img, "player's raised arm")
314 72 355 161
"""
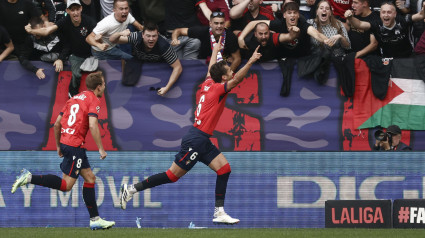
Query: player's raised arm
207 36 224 78
226 45 262 91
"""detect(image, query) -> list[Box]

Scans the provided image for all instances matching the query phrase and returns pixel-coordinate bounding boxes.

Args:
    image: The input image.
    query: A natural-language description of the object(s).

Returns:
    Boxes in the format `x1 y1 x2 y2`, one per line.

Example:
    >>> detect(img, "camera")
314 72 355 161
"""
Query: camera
374 130 392 144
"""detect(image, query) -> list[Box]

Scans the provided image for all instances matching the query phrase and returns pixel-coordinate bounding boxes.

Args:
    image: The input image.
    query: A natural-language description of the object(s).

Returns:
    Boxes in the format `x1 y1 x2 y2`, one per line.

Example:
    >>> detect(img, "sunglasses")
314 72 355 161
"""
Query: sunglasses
211 11 225 17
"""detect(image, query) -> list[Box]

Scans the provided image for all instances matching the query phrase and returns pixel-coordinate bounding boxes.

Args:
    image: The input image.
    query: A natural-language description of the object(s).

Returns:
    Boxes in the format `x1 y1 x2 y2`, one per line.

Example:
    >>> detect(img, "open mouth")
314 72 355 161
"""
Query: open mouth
320 13 328 21
383 18 390 24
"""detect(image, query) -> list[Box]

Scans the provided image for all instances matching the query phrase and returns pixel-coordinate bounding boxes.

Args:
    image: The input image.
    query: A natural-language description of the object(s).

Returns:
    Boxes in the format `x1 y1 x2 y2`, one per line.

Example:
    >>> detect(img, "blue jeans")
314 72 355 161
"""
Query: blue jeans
91 46 133 60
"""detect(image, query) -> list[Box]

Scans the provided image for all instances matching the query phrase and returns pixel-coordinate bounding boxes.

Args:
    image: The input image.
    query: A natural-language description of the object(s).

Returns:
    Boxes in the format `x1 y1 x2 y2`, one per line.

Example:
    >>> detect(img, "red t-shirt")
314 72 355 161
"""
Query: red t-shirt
329 0 352 20
193 77 228 135
59 91 100 147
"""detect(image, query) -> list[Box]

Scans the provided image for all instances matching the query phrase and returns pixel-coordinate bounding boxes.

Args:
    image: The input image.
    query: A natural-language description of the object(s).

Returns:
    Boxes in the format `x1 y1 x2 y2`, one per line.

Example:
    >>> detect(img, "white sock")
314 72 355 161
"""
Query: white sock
90 216 100 221
128 184 137 194
215 206 224 214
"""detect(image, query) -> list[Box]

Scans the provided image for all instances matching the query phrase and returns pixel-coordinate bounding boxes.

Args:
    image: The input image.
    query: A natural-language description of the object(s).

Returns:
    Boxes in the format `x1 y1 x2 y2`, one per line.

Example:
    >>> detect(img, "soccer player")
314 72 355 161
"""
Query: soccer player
120 37 262 224
11 71 115 230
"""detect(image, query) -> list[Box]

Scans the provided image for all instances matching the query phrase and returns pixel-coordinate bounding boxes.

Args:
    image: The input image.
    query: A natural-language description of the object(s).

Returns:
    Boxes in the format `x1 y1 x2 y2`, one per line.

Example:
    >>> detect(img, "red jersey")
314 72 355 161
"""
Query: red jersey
193 77 228 135
59 91 100 147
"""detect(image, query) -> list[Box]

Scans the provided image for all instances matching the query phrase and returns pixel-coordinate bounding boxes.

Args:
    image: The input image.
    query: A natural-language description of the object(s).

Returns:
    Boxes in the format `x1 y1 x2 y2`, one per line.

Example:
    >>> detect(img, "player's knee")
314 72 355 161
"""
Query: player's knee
216 163 231 175
85 174 96 184
166 169 180 183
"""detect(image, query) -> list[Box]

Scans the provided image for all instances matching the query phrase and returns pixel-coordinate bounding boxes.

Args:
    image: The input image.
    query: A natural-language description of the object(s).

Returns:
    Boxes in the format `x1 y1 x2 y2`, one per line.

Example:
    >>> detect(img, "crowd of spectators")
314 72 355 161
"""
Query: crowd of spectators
1 0 425 97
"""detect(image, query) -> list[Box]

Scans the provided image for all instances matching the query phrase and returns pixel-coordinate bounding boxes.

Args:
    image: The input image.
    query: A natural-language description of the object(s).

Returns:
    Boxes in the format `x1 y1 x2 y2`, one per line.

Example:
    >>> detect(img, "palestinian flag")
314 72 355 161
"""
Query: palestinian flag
353 57 425 130
341 58 418 151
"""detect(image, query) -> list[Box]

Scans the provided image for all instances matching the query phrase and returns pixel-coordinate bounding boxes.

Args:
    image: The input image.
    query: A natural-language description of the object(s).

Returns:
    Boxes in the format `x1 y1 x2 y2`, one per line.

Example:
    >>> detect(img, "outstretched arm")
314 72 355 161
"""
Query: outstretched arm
0 40 14 62
158 59 183 96
226 46 262 91
199 2 212 21
207 36 224 78
171 28 189 46
278 26 300 43
132 20 144 31
307 26 329 43
109 29 131 44
86 32 109 51
230 0 250 19
89 116 107 159
413 2 425 22
25 23 58 37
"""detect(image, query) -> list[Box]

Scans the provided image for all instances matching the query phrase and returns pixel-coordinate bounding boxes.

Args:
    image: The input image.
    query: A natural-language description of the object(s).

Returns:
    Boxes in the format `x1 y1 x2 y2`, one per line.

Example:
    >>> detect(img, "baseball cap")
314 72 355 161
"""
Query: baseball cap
387 125 401 135
67 0 81 8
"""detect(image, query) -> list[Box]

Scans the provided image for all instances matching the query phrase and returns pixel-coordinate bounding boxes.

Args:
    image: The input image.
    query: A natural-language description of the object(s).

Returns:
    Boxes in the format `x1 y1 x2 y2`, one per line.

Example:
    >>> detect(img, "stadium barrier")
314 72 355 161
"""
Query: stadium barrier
2 151 425 228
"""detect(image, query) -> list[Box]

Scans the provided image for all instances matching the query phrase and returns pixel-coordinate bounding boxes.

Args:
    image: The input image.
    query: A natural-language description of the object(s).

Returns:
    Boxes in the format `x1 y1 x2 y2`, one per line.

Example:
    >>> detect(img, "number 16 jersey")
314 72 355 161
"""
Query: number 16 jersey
193 77 229 135
59 91 101 147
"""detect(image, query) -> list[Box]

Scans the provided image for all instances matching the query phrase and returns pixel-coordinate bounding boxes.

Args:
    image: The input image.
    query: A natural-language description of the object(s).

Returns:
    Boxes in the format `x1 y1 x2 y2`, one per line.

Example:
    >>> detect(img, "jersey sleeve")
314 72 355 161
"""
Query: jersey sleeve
88 98 100 118
92 18 110 35
59 103 67 116
128 13 136 24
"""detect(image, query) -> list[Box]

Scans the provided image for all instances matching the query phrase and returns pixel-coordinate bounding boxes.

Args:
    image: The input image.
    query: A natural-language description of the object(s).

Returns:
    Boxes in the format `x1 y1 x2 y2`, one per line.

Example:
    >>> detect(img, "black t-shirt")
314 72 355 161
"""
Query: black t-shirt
232 6 274 31
188 26 239 59
348 11 380 53
243 32 280 61
165 0 200 31
269 18 311 58
0 0 41 44
56 14 96 58
370 14 414 58
0 25 11 52
128 32 178 65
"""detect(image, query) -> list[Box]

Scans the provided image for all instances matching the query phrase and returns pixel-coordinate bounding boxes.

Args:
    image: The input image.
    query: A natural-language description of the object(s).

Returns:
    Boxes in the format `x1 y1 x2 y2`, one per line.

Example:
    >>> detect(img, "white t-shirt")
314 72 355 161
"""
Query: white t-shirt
92 12 135 51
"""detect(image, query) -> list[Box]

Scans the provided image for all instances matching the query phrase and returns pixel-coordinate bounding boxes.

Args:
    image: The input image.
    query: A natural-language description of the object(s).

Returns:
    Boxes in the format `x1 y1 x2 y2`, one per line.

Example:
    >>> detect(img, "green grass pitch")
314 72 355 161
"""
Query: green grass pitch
1 228 425 238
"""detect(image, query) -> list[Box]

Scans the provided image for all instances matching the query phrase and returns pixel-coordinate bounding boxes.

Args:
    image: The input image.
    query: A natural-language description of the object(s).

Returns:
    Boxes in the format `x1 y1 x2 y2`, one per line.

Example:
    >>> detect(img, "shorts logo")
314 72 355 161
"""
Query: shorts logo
75 170 80 176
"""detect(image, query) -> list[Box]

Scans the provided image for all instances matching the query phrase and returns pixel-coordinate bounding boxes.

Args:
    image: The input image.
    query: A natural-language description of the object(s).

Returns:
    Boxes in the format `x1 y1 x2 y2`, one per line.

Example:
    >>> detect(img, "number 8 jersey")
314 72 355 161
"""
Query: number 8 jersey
59 91 101 147
194 76 229 135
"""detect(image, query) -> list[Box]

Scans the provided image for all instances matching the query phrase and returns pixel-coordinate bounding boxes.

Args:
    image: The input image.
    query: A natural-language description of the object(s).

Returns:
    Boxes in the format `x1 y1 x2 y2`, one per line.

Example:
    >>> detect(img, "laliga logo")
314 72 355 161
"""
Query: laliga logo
332 207 384 224
62 128 75 134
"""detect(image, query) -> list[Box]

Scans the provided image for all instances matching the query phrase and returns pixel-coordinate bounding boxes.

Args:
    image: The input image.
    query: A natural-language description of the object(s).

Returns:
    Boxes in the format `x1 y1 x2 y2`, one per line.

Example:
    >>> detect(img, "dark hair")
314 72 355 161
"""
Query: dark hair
86 71 104 90
113 0 128 8
357 0 370 5
210 11 225 19
209 61 228 83
143 21 159 32
380 1 396 9
282 2 299 13
30 17 44 29
254 22 270 32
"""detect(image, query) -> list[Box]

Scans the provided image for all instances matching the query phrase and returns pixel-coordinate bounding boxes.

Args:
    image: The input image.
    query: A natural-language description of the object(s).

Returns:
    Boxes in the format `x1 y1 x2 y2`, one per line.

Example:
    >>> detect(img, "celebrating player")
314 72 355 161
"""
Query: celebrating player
120 37 262 224
11 71 115 230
